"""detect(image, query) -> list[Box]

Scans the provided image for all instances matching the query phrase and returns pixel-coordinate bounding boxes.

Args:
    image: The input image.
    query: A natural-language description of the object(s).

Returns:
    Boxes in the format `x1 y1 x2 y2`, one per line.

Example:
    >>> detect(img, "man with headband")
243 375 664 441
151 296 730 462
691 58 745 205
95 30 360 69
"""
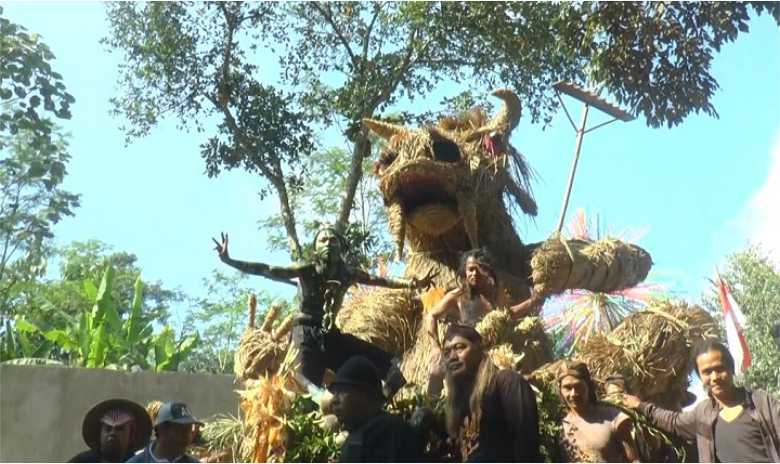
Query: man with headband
557 362 638 462
68 398 152 462
442 324 541 461
213 225 434 399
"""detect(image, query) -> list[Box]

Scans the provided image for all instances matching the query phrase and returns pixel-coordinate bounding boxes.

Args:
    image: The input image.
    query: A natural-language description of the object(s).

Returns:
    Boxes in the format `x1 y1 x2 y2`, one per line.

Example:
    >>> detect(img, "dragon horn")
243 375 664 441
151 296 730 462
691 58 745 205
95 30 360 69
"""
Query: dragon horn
362 118 408 141
487 88 523 134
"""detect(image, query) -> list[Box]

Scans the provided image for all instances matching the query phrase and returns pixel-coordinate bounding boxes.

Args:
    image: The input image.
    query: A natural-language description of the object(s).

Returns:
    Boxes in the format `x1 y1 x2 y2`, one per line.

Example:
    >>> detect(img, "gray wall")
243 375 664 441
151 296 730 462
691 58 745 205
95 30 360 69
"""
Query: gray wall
0 365 239 462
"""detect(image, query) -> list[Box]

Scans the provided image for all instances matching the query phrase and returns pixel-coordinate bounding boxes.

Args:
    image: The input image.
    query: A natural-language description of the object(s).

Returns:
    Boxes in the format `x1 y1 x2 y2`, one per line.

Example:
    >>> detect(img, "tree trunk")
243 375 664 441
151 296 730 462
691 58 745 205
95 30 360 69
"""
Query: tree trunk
335 131 371 233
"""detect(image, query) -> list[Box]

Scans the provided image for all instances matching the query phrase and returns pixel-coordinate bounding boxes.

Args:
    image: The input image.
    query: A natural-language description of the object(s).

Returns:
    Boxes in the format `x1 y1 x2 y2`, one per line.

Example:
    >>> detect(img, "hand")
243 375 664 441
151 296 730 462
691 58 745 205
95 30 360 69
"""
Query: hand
621 394 642 410
414 269 439 290
212 232 230 261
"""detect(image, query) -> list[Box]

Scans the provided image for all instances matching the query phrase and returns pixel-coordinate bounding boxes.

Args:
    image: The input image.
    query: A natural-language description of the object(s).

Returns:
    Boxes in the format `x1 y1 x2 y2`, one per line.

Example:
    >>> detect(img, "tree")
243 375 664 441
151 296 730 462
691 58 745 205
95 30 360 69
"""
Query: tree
0 129 80 315
10 240 180 330
179 269 293 374
104 2 779 261
1 6 74 142
703 246 780 394
1 9 80 317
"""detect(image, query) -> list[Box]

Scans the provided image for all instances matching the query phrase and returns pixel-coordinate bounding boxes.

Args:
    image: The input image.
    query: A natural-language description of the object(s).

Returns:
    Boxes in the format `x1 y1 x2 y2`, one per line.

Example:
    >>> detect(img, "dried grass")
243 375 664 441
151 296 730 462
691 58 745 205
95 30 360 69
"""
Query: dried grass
530 300 717 402
336 287 419 357
234 301 293 382
237 348 303 463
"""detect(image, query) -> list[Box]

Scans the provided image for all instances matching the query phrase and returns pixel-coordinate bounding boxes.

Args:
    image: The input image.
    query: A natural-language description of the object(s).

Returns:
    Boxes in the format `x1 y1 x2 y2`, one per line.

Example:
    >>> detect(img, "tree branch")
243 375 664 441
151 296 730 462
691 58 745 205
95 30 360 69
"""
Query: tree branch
311 3 358 67
209 5 303 257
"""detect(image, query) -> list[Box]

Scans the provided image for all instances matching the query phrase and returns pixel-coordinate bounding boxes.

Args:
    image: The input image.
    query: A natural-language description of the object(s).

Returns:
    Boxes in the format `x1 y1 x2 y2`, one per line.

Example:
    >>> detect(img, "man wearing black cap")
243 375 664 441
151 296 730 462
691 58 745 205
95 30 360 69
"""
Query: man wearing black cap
68 398 152 463
330 355 423 462
443 324 541 462
126 401 202 463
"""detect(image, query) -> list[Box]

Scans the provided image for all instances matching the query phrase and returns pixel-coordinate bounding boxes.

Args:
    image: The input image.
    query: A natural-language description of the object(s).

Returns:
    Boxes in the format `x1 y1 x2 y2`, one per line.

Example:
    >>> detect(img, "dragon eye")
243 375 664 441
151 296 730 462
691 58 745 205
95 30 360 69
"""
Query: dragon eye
432 138 461 163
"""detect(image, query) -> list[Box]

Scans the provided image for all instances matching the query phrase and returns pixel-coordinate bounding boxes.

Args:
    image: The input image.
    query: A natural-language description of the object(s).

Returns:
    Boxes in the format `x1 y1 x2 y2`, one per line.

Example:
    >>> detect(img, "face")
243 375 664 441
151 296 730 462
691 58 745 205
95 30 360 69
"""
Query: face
157 422 192 452
330 384 373 431
443 335 482 379
696 349 735 399
99 421 132 458
315 229 340 258
560 375 590 411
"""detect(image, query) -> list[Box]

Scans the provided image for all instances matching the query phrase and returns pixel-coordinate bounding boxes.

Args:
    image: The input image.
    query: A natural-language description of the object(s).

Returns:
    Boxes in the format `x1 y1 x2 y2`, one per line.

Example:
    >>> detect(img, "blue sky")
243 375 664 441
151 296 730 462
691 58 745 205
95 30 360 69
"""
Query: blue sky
4 2 779 330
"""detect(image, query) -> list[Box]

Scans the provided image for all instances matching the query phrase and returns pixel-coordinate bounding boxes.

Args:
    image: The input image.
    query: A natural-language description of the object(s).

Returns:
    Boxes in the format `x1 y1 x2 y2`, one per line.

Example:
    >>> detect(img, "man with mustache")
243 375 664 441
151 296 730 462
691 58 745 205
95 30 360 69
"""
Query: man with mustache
68 399 152 463
442 324 541 462
623 339 780 462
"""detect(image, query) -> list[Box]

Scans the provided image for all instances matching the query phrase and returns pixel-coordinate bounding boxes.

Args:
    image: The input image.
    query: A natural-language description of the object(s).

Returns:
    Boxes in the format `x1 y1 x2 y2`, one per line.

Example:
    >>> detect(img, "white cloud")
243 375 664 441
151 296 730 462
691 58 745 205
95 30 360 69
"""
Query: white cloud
744 129 780 263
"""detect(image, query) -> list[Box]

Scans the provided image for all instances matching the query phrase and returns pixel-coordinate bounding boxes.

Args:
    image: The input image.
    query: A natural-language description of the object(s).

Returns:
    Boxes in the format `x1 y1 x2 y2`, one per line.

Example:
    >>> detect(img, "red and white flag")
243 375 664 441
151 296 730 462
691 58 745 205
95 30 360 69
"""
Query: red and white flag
715 271 752 375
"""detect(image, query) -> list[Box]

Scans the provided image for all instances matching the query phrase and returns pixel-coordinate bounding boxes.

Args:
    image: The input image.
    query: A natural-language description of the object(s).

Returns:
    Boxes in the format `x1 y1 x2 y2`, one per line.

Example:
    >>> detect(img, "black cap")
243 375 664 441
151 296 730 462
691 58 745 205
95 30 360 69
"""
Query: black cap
328 356 382 396
154 401 203 427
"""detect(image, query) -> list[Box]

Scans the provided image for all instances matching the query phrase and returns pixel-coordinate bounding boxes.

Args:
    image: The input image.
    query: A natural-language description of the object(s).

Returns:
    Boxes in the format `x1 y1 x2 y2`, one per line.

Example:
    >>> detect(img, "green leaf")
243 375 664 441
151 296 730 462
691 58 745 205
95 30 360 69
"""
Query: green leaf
14 318 41 334
43 329 76 350
87 323 108 368
92 264 115 324
126 275 144 344
83 279 98 302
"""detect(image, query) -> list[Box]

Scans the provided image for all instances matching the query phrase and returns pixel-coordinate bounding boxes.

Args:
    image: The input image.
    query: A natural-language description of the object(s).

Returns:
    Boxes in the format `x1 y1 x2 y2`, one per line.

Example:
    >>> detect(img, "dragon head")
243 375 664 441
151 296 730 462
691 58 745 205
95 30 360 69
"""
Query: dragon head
363 89 536 260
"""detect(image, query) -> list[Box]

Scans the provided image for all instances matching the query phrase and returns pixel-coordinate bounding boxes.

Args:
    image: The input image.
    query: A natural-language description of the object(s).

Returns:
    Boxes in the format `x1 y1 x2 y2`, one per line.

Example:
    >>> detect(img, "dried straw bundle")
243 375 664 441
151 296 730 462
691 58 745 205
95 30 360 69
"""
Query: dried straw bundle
475 311 552 373
488 343 524 370
145 400 163 424
234 299 294 382
237 348 303 463
530 237 652 296
577 300 717 399
337 287 419 357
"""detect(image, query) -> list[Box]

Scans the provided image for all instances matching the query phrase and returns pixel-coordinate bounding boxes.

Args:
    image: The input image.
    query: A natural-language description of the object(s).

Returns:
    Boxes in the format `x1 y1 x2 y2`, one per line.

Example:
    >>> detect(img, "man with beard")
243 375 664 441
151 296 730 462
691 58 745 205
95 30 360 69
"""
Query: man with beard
127 401 202 463
68 399 152 463
213 225 434 398
442 324 541 462
330 355 423 462
623 339 780 462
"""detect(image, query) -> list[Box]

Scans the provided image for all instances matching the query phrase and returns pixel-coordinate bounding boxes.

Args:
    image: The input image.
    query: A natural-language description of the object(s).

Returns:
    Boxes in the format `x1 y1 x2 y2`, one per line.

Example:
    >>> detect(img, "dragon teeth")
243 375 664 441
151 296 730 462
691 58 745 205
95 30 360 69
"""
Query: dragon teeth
387 198 406 260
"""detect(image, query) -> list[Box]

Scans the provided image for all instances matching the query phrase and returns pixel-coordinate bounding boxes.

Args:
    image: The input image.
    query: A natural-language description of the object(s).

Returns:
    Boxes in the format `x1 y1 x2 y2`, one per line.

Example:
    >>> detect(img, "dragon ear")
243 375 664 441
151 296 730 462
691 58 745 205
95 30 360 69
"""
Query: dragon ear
467 89 522 140
362 119 408 141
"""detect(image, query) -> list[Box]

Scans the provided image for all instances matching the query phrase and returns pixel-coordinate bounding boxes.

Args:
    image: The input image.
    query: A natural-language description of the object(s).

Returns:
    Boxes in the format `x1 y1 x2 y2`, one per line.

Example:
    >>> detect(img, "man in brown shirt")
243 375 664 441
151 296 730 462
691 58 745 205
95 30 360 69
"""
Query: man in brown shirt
443 324 541 462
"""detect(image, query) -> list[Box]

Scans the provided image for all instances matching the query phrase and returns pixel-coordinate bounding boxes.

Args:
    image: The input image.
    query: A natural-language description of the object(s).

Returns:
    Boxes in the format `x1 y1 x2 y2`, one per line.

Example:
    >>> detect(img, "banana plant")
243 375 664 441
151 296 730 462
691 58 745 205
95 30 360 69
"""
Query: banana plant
4 263 198 371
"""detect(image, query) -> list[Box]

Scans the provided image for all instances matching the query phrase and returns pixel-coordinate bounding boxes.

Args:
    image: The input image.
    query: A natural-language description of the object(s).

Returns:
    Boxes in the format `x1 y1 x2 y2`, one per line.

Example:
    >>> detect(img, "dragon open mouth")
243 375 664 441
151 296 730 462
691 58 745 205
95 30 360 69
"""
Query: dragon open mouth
395 172 457 214
382 162 478 259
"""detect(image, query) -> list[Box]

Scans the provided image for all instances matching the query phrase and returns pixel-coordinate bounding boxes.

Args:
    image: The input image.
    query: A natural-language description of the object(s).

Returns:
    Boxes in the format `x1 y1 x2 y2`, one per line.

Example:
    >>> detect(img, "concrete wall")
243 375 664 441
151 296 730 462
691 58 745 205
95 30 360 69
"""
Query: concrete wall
0 365 239 462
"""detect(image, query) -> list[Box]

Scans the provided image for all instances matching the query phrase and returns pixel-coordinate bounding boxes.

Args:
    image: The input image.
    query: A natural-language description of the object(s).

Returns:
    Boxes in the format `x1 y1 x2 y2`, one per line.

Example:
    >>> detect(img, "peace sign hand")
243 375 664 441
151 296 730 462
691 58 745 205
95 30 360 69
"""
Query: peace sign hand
212 232 230 262
413 269 439 290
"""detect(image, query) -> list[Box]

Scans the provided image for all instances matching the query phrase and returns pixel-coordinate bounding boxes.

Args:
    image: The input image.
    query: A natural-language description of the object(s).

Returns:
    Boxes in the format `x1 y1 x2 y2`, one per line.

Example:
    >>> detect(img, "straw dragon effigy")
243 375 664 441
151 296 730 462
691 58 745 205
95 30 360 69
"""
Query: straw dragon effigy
337 89 653 389
211 89 715 462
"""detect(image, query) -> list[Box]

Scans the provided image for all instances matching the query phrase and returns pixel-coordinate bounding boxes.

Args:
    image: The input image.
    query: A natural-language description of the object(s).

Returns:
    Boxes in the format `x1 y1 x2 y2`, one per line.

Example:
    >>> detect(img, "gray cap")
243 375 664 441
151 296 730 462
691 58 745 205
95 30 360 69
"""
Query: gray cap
154 401 203 427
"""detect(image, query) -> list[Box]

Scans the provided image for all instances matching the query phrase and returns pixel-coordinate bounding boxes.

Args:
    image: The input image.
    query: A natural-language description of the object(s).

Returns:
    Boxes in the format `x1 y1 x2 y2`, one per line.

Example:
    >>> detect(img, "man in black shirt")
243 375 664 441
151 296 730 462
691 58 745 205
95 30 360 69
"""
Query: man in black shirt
623 340 780 462
330 356 423 462
443 324 541 462
214 226 433 397
68 398 152 463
